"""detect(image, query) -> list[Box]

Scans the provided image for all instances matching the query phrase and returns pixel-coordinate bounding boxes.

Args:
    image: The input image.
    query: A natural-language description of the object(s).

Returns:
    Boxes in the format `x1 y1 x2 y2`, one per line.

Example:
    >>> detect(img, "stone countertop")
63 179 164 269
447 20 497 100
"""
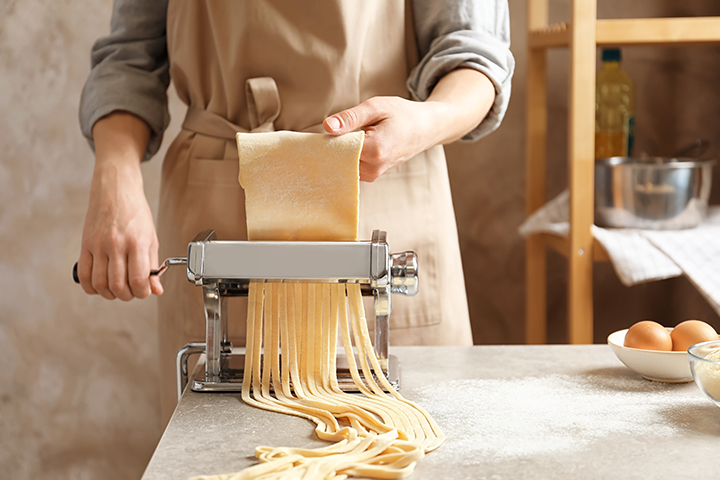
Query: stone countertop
142 345 720 480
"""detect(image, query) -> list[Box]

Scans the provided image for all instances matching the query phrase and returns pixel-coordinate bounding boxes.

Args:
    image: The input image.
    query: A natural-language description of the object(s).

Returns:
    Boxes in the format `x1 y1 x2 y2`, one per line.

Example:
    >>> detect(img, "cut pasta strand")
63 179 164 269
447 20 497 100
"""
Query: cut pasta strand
191 282 443 480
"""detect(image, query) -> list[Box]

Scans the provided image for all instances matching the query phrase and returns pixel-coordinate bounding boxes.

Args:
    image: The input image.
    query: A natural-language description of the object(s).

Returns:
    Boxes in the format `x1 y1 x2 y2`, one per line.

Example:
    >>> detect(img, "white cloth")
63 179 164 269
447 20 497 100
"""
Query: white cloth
518 190 720 316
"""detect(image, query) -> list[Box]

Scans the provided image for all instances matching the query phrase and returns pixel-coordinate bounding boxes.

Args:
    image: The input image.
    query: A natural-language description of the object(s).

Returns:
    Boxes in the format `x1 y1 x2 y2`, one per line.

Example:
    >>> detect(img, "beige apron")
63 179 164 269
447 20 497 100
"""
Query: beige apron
157 0 472 421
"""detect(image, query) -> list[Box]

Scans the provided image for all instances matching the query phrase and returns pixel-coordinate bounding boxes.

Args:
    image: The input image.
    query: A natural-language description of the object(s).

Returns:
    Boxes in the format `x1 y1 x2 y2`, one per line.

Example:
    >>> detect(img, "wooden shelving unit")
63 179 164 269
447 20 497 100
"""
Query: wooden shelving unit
524 0 720 344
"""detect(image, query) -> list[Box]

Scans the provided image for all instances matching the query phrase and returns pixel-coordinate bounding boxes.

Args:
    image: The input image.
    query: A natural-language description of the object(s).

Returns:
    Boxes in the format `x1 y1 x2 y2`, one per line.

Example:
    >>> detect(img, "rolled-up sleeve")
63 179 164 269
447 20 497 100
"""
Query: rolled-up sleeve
408 0 515 141
79 0 170 161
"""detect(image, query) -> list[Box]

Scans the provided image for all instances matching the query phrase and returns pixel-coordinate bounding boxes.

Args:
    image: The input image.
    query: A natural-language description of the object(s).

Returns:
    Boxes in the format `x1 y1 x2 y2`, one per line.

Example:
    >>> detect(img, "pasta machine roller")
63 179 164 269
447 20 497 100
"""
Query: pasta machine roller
173 229 419 399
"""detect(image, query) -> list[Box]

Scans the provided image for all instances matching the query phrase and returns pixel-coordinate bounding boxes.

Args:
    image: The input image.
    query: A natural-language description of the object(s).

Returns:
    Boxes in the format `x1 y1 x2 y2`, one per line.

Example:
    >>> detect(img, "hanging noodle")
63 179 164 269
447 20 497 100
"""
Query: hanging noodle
190 281 443 480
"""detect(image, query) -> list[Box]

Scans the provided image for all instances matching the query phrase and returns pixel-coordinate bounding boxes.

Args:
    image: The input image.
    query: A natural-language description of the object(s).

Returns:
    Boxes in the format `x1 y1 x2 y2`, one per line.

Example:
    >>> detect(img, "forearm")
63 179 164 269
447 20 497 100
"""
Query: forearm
88 112 150 218
92 111 150 170
424 68 496 147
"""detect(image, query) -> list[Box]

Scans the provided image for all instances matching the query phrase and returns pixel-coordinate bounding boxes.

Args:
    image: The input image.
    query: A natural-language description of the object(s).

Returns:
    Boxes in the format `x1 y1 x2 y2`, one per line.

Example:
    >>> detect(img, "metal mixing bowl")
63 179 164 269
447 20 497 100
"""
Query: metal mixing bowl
594 157 715 229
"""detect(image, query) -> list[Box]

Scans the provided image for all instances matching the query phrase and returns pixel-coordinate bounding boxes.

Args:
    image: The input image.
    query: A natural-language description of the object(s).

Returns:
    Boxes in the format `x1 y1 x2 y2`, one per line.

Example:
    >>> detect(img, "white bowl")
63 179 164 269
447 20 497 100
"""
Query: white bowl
607 329 693 383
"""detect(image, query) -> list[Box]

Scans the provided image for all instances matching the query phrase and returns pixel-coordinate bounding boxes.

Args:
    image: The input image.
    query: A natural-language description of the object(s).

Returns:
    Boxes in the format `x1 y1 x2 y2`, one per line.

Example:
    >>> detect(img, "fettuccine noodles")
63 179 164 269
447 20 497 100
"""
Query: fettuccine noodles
191 282 443 479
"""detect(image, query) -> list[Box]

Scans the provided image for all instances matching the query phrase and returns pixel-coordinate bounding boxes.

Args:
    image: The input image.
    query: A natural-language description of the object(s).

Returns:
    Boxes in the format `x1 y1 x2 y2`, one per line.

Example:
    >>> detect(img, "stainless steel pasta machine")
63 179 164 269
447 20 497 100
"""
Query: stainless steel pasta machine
165 229 419 400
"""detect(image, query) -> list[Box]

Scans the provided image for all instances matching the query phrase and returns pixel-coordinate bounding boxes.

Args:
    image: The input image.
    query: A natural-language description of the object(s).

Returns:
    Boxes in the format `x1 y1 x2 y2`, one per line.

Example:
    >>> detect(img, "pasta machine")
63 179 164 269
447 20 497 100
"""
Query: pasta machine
167 229 419 400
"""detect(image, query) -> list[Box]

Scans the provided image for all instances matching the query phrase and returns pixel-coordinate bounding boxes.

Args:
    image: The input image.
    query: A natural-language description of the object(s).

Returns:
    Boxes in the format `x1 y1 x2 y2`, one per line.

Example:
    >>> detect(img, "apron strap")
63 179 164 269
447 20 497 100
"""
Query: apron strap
182 107 244 139
181 77 282 139
246 77 281 131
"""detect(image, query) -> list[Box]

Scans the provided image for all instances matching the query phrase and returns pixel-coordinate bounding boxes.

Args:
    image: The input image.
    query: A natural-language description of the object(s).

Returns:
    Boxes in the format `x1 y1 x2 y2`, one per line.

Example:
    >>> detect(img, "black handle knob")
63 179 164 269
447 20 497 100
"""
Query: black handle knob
73 257 181 285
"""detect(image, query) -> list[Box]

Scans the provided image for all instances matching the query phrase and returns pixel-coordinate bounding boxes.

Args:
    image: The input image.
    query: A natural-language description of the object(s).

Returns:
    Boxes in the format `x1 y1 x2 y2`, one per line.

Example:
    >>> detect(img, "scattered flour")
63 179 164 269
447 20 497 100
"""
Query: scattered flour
413 374 706 463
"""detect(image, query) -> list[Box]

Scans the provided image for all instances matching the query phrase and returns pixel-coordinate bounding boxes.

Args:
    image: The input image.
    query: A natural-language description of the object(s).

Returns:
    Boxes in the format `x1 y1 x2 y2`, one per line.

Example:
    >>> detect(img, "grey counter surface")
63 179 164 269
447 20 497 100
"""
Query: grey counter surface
142 346 720 479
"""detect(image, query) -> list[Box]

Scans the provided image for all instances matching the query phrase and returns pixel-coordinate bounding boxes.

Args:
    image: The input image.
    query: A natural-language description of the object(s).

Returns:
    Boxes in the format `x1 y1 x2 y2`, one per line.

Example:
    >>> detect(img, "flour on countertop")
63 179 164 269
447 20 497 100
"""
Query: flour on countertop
413 374 707 463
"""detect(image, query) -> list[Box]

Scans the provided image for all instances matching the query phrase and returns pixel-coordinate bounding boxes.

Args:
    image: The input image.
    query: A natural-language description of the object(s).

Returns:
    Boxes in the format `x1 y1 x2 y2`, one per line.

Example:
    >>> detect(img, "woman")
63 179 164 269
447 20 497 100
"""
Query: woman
77 0 514 422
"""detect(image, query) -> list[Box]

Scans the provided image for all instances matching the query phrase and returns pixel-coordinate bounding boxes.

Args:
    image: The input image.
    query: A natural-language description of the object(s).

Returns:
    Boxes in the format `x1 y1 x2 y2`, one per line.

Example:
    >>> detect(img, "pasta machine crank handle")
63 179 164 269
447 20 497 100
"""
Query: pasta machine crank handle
72 257 188 284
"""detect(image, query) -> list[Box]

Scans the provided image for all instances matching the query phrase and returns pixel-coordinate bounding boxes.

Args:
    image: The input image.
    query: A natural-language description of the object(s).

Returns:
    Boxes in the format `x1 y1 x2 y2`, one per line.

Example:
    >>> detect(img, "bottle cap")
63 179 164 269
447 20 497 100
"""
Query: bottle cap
602 48 621 62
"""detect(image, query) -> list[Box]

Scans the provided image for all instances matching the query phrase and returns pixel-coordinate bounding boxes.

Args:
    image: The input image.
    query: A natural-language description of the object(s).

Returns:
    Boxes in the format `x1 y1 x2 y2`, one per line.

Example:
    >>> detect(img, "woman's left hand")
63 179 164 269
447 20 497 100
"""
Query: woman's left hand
322 68 495 182
323 96 436 182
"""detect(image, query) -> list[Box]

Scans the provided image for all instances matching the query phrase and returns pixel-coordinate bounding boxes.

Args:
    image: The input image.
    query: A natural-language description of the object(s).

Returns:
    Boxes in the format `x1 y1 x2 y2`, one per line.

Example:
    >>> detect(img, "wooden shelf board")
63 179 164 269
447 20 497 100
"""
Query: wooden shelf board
529 22 569 49
598 17 720 46
529 17 720 49
537 232 610 262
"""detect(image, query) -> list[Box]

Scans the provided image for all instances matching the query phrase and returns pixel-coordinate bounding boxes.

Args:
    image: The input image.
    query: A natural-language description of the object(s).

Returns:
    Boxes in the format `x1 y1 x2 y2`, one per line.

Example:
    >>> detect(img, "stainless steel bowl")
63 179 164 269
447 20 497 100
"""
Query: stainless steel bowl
594 157 715 229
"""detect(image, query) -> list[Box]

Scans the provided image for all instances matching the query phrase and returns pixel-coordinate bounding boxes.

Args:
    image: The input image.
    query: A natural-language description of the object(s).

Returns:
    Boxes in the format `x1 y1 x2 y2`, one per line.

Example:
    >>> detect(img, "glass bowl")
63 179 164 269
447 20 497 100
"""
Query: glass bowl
688 340 720 407
607 329 693 383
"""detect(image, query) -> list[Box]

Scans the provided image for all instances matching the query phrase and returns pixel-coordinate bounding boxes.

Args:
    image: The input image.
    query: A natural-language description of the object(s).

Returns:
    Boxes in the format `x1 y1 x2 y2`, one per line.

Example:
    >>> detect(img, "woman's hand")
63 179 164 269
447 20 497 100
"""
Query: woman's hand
323 68 495 182
323 96 436 181
77 112 163 300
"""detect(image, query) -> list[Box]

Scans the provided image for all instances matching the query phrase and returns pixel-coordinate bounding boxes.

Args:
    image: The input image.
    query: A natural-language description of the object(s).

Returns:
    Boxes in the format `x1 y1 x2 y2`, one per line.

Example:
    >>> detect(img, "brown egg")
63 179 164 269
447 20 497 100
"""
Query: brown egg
624 320 672 351
670 320 718 351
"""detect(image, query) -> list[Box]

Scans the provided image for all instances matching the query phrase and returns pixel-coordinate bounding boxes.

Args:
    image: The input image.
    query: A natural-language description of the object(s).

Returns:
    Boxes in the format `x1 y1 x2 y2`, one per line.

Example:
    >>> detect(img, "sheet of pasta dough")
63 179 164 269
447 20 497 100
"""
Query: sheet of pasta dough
236 131 364 241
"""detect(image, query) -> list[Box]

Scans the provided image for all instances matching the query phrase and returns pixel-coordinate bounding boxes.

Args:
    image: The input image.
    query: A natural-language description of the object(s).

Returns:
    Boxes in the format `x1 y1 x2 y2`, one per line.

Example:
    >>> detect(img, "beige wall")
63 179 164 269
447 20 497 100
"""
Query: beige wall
1 0 719 478
1 1 171 478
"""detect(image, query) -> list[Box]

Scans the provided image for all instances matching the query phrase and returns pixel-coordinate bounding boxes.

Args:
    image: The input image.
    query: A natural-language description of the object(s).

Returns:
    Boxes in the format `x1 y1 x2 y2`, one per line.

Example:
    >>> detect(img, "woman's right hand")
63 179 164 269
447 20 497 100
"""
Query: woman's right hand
76 112 163 300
